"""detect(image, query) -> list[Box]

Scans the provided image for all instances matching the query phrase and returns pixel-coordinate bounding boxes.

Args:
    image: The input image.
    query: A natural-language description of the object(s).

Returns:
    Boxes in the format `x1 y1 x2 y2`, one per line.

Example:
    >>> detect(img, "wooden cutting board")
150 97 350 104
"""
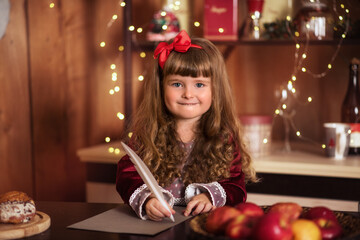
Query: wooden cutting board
0 211 50 239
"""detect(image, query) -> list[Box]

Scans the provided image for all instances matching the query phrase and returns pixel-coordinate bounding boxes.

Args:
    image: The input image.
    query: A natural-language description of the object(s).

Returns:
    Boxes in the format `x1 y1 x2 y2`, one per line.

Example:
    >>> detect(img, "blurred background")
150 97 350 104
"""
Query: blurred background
1 0 359 202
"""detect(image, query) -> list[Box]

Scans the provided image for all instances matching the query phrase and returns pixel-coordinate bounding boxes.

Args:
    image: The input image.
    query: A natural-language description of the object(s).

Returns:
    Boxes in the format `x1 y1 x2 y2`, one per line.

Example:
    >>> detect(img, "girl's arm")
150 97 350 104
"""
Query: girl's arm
184 149 246 208
217 148 247 205
116 155 174 220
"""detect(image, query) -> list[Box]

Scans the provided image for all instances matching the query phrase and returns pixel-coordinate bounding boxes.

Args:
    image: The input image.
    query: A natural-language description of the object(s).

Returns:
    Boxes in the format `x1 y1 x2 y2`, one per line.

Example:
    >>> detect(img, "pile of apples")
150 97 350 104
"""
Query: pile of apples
205 202 343 240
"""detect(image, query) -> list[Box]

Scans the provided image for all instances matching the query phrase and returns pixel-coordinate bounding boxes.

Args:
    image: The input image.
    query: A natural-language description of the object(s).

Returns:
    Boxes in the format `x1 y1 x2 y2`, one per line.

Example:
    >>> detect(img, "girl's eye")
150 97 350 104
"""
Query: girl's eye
195 83 205 88
172 82 182 87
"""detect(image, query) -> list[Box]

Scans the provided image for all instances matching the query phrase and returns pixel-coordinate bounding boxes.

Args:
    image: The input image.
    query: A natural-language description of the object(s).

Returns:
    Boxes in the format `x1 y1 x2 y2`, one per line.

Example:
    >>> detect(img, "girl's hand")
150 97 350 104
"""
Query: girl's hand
183 193 216 216
145 195 176 221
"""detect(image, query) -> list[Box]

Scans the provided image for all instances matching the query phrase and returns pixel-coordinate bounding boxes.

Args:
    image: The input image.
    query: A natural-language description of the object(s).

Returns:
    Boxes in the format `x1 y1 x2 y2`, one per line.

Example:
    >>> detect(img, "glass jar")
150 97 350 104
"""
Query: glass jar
239 115 273 157
295 0 334 40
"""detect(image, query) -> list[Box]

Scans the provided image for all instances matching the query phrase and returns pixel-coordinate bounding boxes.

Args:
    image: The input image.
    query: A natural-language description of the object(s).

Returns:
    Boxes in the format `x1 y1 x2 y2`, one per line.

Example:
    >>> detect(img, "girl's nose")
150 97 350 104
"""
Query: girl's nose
182 86 193 98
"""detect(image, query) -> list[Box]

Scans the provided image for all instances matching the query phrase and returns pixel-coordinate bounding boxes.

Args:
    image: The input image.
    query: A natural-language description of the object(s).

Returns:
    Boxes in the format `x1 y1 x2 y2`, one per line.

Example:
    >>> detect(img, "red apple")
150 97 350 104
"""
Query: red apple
225 214 260 239
268 202 302 222
205 206 241 235
234 202 264 217
303 206 338 222
252 212 293 240
313 217 343 240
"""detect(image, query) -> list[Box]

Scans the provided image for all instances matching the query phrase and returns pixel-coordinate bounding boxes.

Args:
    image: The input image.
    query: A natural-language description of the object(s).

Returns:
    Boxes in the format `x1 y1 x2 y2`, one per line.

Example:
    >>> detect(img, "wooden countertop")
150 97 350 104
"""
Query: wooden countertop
77 141 360 179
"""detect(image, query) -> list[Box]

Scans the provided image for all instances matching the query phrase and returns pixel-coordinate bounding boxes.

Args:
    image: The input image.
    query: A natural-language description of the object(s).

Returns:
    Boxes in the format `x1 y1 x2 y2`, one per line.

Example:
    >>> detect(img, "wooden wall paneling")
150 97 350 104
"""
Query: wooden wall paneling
0 0 33 195
58 0 92 200
27 0 88 201
87 0 126 144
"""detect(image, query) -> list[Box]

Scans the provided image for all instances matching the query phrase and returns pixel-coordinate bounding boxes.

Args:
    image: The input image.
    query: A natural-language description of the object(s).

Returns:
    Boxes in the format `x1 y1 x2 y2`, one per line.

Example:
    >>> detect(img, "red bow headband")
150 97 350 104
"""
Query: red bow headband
154 30 202 69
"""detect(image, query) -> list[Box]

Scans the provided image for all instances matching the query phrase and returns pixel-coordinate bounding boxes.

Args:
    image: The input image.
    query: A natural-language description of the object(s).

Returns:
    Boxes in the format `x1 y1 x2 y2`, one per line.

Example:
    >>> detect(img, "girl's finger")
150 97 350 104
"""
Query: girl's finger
191 202 205 216
183 200 197 216
202 203 213 213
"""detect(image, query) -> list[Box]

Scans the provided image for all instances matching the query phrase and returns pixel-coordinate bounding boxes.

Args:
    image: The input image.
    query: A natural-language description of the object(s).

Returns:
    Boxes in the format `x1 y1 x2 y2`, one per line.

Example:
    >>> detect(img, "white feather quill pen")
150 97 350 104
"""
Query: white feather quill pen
121 142 175 222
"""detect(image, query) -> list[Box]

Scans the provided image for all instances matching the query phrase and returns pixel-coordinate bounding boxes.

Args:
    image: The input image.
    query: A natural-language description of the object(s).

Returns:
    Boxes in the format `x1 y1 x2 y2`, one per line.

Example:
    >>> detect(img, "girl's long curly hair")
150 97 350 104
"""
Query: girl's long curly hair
127 37 257 187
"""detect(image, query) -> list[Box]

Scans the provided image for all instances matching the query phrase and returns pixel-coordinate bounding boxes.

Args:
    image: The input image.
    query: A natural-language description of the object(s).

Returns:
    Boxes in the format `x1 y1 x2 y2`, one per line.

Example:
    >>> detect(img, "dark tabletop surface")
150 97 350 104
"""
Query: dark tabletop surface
21 201 360 240
25 201 194 240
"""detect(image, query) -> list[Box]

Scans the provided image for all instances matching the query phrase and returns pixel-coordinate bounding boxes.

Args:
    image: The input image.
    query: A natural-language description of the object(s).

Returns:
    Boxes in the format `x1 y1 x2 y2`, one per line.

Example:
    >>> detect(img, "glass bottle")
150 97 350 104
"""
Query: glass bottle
341 59 360 155
241 0 264 40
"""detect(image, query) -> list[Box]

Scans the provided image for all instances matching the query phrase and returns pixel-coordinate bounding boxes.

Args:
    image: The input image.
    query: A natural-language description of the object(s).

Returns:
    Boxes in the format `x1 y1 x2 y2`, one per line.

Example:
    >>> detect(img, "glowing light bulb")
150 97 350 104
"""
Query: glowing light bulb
218 28 224 33
129 25 135 31
339 16 343 21
328 64 332 69
305 24 310 29
138 75 144 81
162 25 168 30
296 131 301 136
112 72 117 81
108 147 114 153
263 138 268 144
287 81 293 90
117 112 125 120
137 28 143 33
128 132 133 138
114 86 120 92
139 52 146 58
296 44 300 49
302 53 307 59
275 109 280 115
291 88 296 93
342 34 346 38
100 42 106 47
308 97 312 102
322 144 326 149
120 1 126 7
118 45 124 51
292 75 297 81
161 11 166 17
295 32 300 37
105 137 111 142
49 2 55 8
109 89 115 95
112 15 118 20
110 64 116 70
115 148 121 154
345 9 349 13
286 16 291 21
340 4 345 8
302 67 306 72
194 22 200 27
282 104 287 109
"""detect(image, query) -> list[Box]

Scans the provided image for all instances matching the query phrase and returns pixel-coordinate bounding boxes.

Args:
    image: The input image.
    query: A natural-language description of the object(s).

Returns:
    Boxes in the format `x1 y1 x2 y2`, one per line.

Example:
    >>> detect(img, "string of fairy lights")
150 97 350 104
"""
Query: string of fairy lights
274 0 351 151
48 0 352 154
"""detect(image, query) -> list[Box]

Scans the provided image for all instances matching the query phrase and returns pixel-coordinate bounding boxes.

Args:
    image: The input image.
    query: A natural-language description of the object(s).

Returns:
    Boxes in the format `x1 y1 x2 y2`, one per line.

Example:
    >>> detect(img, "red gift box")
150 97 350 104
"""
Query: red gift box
204 0 238 41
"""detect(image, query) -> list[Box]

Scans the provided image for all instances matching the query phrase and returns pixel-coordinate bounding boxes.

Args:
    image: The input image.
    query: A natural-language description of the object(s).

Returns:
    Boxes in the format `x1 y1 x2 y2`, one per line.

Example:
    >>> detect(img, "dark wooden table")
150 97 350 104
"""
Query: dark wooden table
24 201 360 240
26 201 194 240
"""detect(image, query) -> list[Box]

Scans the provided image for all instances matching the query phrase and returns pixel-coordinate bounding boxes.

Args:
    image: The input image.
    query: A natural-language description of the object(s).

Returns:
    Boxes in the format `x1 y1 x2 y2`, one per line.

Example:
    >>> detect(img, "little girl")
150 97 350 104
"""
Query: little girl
116 30 257 221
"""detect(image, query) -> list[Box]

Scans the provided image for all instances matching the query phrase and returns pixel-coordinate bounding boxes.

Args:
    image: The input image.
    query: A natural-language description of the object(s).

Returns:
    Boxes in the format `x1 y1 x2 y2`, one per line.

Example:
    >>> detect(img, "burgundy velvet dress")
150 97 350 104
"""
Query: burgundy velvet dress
116 142 247 219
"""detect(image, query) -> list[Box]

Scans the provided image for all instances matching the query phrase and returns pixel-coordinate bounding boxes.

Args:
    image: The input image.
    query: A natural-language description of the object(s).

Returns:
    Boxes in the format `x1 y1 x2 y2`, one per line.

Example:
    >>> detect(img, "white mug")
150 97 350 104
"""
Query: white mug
323 123 351 160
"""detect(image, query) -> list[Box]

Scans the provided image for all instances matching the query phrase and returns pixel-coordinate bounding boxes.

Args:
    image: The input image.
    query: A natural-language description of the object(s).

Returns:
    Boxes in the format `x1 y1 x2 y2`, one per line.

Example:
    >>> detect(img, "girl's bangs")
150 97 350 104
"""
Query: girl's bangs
164 49 212 78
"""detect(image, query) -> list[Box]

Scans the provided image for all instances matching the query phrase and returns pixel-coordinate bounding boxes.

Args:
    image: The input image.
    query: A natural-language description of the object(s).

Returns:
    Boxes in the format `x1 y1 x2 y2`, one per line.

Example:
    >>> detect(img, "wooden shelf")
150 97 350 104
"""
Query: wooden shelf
131 38 360 52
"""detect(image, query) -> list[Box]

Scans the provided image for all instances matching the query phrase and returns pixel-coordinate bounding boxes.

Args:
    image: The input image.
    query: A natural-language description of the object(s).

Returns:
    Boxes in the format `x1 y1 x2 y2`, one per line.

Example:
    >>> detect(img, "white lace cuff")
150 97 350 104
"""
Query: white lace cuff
129 184 175 220
185 182 226 207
